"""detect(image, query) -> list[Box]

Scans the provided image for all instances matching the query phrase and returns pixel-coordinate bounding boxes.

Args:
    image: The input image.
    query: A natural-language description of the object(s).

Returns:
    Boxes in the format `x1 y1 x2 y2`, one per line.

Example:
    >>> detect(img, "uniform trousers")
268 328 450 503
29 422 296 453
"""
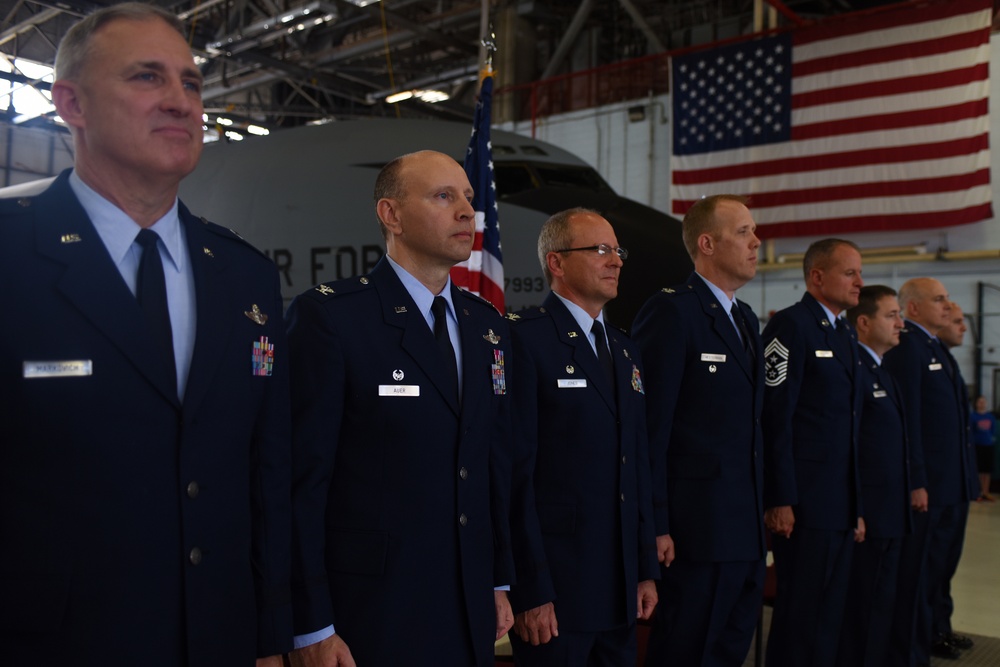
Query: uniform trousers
836 535 903 667
765 527 854 667
644 559 764 667
509 622 635 667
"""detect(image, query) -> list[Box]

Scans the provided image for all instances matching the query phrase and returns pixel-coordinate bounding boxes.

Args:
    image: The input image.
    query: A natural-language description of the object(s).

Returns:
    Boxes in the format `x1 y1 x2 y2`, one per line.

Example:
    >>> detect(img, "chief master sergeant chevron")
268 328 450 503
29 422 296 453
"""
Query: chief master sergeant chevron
0 4 292 665
286 150 515 667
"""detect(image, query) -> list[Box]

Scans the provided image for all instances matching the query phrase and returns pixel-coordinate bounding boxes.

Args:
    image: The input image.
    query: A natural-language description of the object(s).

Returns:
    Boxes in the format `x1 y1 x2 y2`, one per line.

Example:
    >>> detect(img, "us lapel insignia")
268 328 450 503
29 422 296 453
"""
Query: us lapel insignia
60 233 82 244
821 319 831 327
710 303 718 309
395 306 407 313
483 329 500 344
623 348 631 359
251 336 274 376
245 304 268 325
315 284 335 296
566 365 575 374
631 365 644 394
203 247 214 257
568 331 578 338
463 308 470 316
491 349 506 394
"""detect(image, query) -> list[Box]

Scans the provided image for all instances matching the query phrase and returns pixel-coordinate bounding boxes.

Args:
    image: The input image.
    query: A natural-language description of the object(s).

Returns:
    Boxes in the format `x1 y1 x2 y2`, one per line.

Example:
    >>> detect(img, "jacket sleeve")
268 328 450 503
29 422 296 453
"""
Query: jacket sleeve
760 311 806 509
883 337 927 490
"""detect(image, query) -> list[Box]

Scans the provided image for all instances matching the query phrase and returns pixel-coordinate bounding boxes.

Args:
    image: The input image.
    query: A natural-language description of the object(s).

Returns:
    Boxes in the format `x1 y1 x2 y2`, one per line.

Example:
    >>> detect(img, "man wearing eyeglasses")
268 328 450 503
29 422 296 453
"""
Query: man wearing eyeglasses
508 207 659 666
631 195 766 667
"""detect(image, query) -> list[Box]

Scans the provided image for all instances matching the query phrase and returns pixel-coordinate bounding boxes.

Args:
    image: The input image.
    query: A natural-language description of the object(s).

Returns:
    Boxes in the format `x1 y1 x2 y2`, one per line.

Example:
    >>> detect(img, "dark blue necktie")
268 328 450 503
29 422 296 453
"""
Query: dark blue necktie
136 229 176 389
591 320 614 386
432 296 459 399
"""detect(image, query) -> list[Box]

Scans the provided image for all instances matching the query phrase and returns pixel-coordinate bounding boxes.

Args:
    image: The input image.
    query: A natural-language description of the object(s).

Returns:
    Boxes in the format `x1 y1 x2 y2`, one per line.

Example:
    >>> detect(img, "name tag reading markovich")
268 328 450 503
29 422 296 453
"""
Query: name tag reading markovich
24 360 93 379
557 379 587 389
379 385 420 397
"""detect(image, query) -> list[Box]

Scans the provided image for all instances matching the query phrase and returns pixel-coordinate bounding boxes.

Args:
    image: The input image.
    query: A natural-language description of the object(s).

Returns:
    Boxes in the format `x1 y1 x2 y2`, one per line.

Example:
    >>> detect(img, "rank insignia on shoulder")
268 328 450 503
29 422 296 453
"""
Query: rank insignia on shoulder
315 284 335 296
359 277 369 285
252 336 274 376
661 288 675 293
483 329 500 344
244 304 268 325
764 338 790 387
631 365 644 394
506 313 521 321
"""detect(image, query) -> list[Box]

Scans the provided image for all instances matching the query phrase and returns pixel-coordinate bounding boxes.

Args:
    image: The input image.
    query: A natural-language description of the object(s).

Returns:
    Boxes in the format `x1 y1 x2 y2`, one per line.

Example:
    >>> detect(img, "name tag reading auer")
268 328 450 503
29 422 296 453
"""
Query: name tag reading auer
378 385 420 397
701 353 726 363
815 350 834 358
557 379 587 389
23 360 93 378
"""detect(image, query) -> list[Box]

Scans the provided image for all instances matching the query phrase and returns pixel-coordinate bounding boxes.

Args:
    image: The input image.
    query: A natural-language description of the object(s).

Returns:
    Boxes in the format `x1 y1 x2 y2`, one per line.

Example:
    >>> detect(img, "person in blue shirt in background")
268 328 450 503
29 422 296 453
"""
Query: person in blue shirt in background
970 395 996 502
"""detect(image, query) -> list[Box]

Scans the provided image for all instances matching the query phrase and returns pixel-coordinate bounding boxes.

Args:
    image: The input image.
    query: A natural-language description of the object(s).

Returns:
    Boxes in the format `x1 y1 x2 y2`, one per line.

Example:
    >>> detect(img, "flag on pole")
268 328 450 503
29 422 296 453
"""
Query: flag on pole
670 0 992 238
452 73 505 312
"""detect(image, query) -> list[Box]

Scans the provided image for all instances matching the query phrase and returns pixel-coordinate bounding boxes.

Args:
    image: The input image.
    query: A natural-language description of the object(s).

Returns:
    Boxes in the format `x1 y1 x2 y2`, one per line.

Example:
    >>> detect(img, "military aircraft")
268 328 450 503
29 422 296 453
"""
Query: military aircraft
1 119 692 327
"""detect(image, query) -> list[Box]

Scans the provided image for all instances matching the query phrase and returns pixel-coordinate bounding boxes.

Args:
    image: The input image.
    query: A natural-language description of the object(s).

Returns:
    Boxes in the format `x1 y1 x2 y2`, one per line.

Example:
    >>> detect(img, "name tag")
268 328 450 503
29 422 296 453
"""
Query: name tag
873 390 888 398
23 360 92 379
557 379 588 389
815 350 834 358
929 363 943 371
701 353 726 362
378 385 420 397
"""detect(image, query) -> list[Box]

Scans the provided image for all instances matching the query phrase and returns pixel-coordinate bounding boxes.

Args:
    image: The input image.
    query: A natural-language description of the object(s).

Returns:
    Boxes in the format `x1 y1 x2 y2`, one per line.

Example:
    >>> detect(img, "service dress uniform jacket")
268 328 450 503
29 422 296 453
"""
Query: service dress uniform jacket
632 275 765 562
286 257 514 667
0 172 293 667
508 292 658 636
882 324 975 506
760 292 863 667
631 274 766 667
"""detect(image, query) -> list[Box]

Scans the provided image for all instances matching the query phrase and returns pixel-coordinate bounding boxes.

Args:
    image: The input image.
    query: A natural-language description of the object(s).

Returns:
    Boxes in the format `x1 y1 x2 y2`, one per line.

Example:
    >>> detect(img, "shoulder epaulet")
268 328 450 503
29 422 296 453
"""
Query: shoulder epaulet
303 275 373 301
454 287 500 313
198 217 273 262
0 196 37 215
509 306 547 322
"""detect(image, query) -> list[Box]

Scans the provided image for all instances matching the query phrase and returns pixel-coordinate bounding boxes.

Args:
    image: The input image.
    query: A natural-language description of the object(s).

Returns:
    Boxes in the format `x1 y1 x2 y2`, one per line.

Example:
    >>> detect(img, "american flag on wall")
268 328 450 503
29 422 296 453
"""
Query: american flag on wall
451 73 505 312
670 0 992 238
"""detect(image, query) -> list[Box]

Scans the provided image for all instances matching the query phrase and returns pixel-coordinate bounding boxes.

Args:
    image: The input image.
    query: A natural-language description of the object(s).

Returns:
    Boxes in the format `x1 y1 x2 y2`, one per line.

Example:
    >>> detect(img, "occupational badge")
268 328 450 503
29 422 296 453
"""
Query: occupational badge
393 369 405 381
251 336 274 376
483 329 500 344
244 304 268 325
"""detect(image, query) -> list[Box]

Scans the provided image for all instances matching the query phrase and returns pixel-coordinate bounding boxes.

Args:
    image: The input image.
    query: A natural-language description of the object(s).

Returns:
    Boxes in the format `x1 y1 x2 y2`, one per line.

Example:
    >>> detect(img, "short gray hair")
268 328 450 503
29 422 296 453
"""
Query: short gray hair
55 2 185 82
537 207 598 285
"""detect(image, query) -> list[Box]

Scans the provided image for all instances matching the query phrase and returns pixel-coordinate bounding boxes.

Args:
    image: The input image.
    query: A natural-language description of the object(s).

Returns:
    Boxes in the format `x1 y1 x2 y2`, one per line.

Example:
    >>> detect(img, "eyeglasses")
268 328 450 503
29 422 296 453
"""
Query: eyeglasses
555 244 629 260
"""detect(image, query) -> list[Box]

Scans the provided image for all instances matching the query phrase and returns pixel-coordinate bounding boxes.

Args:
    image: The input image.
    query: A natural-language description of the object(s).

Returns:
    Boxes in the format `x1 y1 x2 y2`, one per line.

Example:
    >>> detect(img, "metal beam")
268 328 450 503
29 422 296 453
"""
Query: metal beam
540 0 596 80
616 0 666 53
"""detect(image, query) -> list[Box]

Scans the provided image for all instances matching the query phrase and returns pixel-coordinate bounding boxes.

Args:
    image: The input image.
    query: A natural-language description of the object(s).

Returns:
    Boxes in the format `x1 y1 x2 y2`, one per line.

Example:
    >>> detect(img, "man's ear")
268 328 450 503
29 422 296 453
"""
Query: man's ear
377 198 402 237
696 233 714 256
51 80 85 130
546 251 564 279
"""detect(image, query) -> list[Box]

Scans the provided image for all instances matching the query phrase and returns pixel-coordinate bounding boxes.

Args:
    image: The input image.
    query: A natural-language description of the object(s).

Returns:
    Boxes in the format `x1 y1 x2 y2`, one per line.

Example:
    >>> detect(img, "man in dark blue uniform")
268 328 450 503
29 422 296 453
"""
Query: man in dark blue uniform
761 238 865 667
631 195 766 667
0 5 292 665
507 207 658 666
884 281 976 666
838 285 910 667
287 150 515 667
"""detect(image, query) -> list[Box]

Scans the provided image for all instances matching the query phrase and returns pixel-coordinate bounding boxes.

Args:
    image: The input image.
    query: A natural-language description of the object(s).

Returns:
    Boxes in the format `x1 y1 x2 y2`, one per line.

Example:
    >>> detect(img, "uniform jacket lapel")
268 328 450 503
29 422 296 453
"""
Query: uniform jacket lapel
178 205 235 417
803 293 856 376
372 260 460 416
34 173 180 407
544 293 616 415
690 275 752 381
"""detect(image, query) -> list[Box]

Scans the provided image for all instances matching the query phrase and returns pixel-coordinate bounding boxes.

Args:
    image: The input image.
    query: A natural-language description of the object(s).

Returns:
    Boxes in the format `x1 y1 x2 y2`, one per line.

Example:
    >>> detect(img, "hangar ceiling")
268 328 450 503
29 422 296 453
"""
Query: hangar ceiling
0 0 930 134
